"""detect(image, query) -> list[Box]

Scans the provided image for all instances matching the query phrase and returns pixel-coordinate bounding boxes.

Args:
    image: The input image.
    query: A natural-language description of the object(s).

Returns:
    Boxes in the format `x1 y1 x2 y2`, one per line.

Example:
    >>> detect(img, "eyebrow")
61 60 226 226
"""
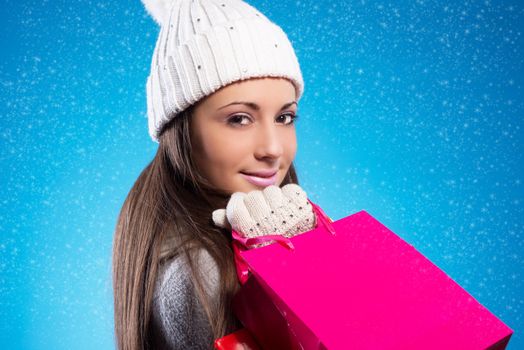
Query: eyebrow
217 101 297 111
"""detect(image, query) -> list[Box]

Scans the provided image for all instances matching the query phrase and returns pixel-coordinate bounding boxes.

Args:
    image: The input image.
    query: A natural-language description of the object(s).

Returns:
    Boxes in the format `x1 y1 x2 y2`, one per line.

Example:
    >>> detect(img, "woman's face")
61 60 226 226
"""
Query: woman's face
190 77 298 194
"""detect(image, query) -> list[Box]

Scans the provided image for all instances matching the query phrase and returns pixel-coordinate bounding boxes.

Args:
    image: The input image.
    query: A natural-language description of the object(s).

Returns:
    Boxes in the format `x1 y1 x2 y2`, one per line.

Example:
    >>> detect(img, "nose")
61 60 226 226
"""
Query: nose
253 122 284 161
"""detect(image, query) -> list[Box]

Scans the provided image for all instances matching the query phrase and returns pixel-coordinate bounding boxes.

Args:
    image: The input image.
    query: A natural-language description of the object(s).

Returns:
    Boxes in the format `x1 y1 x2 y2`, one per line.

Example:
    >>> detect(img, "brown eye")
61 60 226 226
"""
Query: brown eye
227 114 251 126
277 113 298 125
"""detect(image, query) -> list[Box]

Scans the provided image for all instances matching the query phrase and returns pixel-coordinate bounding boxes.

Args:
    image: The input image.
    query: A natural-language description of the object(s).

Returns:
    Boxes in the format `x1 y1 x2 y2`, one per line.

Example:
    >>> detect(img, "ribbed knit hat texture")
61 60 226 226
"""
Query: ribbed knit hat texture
142 0 305 142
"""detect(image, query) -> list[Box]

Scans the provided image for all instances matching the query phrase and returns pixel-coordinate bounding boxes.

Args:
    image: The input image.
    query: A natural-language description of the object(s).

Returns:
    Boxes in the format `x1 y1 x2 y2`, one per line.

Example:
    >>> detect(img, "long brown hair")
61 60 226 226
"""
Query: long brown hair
112 104 299 349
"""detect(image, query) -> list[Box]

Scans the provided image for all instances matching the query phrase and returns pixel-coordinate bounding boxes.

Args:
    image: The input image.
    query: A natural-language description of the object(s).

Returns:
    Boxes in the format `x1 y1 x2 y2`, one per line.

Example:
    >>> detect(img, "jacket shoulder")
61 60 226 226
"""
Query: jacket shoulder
150 248 220 349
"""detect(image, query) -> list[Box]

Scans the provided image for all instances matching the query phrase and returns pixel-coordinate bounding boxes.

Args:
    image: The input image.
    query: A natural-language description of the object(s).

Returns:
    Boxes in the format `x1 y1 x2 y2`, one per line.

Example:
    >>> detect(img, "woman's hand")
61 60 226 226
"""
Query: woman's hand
212 184 316 246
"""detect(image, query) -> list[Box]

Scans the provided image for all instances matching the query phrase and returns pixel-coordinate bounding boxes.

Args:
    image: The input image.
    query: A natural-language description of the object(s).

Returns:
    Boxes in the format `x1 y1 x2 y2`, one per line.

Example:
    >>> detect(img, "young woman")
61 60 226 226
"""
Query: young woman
112 1 316 348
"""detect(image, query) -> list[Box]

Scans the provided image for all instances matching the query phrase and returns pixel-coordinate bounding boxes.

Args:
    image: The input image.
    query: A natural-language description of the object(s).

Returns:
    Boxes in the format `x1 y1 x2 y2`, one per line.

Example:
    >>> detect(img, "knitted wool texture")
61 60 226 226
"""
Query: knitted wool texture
212 184 317 248
142 0 305 142
150 248 219 348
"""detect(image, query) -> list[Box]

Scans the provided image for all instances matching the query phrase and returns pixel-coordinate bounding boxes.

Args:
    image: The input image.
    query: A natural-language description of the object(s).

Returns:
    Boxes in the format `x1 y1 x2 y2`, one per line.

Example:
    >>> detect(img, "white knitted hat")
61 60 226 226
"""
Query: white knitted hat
142 0 305 142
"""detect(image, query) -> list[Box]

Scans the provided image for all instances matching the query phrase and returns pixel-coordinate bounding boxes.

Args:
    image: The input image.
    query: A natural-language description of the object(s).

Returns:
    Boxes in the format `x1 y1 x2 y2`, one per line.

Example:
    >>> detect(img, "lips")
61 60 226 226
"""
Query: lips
241 169 278 178
240 169 278 187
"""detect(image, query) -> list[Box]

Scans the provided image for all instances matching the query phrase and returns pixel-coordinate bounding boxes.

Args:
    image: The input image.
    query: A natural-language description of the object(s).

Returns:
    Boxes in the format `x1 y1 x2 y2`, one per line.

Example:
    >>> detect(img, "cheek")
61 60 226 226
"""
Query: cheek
284 130 298 161
198 131 246 173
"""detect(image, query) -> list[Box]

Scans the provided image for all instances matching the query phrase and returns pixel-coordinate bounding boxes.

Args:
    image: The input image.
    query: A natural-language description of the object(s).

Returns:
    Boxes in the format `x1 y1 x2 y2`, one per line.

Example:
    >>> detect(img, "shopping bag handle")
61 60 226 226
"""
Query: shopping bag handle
232 230 296 251
231 199 336 284
308 199 336 236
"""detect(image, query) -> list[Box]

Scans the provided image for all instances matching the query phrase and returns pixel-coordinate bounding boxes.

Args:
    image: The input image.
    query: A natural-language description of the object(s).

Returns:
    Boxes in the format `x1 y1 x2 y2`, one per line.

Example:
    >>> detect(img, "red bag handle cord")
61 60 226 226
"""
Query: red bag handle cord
308 199 336 236
232 230 295 250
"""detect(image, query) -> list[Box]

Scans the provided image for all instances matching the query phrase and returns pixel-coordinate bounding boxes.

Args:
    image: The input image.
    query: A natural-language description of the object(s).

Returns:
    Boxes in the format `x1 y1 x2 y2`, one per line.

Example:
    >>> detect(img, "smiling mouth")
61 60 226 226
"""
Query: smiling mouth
240 171 278 186
240 169 279 178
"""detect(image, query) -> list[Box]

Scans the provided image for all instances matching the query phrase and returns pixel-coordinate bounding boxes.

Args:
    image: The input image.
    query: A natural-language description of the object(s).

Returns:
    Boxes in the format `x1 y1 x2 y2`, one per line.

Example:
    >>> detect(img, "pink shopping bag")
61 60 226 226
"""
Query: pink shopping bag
232 204 514 349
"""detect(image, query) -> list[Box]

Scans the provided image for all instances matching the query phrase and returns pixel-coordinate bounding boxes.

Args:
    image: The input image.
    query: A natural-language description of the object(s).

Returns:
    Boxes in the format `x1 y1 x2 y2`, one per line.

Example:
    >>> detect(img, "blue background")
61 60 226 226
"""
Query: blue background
1 0 522 349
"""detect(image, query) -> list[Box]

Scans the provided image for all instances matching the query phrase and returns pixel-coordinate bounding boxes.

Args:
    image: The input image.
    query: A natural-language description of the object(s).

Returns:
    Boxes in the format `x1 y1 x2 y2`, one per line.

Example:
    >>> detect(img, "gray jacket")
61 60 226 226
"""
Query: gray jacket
150 249 220 349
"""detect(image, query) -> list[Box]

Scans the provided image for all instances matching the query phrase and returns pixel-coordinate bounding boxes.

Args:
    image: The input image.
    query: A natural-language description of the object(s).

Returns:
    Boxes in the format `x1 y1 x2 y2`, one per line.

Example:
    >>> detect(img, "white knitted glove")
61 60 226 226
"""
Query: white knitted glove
212 184 317 248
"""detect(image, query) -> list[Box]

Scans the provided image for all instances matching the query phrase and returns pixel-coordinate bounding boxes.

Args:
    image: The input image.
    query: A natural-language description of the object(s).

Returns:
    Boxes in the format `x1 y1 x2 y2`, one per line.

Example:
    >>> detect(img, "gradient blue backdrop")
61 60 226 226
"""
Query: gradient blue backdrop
1 0 522 349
